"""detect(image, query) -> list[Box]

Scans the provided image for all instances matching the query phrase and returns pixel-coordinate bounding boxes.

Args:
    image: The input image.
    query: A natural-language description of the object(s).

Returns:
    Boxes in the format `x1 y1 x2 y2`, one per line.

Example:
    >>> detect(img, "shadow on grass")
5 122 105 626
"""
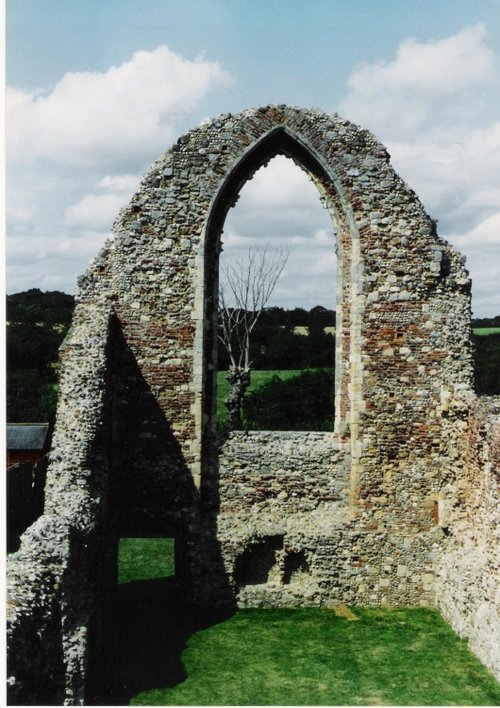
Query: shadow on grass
87 576 233 706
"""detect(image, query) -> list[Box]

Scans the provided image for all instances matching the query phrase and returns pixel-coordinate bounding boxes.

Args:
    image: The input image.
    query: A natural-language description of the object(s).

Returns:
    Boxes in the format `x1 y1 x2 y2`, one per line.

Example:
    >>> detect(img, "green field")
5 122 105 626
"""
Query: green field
473 327 500 336
96 538 500 706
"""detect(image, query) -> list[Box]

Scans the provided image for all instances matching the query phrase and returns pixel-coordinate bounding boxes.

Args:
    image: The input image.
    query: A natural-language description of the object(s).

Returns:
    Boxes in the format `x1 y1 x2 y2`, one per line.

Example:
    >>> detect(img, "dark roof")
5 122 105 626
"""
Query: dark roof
7 424 49 451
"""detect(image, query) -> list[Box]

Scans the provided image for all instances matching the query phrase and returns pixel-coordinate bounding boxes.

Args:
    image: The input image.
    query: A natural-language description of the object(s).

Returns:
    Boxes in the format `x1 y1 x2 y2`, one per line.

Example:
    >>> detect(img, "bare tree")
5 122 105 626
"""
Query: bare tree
218 245 289 429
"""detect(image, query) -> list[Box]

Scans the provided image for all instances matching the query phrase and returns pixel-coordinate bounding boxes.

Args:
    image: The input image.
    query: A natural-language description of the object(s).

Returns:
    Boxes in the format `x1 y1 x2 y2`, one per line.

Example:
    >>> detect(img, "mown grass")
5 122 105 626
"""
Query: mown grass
118 537 175 584
114 539 500 707
131 607 500 706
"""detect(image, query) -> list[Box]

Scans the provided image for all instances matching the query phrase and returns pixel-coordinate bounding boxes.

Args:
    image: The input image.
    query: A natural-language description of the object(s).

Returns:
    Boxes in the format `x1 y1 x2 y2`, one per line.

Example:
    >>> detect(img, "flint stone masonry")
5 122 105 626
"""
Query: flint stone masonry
436 395 500 679
216 431 350 512
208 431 446 610
6 105 499 704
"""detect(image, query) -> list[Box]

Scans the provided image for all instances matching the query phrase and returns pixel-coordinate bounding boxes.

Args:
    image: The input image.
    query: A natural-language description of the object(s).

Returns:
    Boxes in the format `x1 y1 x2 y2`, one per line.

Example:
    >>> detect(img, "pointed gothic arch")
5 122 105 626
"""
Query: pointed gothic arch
61 104 471 510
49 105 472 517
199 125 359 448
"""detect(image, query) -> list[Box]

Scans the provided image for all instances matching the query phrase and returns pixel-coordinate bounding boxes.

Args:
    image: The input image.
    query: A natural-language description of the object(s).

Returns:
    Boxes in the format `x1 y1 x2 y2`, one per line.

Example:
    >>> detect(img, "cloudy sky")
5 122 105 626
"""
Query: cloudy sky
6 0 500 316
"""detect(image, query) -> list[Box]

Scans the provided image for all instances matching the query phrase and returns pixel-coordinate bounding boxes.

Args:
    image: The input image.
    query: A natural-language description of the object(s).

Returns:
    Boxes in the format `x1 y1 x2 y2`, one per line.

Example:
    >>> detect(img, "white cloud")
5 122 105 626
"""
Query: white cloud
6 202 33 230
239 155 320 208
6 46 232 294
64 172 140 230
341 24 496 142
98 174 140 192
7 46 231 170
221 157 337 309
223 155 334 241
347 24 493 98
339 24 500 316
64 194 124 230
455 212 500 248
385 120 500 234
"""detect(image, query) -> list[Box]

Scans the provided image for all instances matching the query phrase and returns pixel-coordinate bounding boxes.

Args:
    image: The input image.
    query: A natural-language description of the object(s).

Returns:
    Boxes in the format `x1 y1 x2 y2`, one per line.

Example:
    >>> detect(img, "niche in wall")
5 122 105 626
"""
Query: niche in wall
234 535 284 586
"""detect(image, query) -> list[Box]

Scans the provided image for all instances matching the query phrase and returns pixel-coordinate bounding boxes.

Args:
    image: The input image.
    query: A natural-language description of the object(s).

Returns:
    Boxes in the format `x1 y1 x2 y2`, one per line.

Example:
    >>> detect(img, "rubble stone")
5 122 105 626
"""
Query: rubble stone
6 106 499 704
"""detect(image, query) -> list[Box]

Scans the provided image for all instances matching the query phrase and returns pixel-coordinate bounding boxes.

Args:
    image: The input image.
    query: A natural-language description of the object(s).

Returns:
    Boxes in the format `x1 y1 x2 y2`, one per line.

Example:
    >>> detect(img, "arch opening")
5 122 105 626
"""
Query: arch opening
202 128 354 447
218 154 337 432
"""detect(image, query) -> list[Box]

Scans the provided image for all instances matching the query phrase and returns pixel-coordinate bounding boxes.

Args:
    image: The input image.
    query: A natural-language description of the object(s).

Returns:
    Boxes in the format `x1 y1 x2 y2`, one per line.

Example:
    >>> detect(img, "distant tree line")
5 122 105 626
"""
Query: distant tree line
218 305 336 371
474 333 500 396
471 315 500 328
5 290 500 424
7 289 74 423
256 305 336 329
471 316 500 396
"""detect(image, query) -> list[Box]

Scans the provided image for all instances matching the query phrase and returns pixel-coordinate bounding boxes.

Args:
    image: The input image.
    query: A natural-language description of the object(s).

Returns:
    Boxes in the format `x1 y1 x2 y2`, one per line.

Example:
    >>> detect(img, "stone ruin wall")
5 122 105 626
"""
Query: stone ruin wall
209 430 442 609
7 299 116 705
6 106 500 704
436 394 500 678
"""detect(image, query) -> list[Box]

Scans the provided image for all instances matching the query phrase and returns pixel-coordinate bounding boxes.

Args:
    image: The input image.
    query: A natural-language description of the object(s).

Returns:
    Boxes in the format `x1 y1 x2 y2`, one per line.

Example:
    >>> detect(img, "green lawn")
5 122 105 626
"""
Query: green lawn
118 537 175 584
131 607 500 706
109 539 500 707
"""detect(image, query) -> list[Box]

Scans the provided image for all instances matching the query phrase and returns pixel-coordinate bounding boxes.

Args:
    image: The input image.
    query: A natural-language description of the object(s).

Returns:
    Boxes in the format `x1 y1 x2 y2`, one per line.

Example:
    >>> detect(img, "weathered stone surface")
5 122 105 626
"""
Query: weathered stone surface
436 395 500 680
6 106 499 704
